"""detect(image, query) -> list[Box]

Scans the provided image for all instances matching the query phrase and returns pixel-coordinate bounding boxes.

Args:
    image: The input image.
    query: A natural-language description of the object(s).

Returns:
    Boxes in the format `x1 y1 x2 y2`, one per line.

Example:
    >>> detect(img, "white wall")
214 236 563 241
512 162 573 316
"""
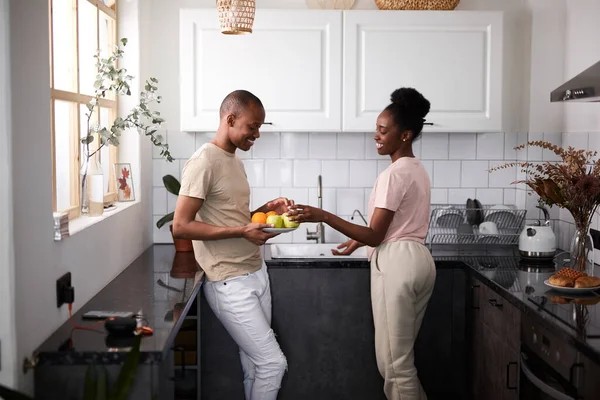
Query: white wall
0 0 17 389
9 0 153 394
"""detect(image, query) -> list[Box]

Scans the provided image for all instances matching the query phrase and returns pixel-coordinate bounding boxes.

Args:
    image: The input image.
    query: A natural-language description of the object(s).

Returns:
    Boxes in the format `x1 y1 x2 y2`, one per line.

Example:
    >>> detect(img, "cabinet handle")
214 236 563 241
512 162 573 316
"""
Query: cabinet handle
506 361 518 389
471 285 480 310
170 345 186 381
263 122 273 125
488 299 503 309
569 362 584 385
424 122 434 125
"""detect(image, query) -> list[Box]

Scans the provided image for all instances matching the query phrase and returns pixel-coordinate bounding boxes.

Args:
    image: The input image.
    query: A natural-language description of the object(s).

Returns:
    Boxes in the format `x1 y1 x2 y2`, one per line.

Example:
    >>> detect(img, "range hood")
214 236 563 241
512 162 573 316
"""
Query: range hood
550 60 600 102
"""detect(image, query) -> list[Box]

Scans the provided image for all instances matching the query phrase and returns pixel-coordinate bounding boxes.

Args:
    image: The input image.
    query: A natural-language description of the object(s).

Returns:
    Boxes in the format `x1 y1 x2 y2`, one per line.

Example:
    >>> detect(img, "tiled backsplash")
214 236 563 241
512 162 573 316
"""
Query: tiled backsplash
154 131 529 244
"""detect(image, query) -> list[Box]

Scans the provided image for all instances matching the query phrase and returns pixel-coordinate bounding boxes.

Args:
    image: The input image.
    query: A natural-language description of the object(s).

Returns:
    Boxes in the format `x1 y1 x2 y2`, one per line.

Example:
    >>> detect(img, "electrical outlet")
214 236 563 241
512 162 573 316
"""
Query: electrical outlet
56 272 72 308
590 229 600 251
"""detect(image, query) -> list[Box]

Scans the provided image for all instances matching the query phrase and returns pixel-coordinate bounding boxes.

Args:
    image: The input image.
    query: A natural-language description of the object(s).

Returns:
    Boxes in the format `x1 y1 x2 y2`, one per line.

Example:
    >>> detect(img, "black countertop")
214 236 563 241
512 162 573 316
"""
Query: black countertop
265 244 600 365
35 245 201 365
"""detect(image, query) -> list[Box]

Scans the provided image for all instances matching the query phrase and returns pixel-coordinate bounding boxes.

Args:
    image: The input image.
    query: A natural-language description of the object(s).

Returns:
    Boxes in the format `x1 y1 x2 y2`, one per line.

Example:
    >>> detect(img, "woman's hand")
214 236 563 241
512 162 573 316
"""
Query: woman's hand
265 197 295 215
331 240 364 256
288 204 327 223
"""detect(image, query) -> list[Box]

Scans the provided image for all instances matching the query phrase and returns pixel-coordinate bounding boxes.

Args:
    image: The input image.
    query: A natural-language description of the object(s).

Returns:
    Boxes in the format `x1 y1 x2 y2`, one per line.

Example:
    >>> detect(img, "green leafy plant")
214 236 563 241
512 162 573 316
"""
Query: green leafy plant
156 174 181 229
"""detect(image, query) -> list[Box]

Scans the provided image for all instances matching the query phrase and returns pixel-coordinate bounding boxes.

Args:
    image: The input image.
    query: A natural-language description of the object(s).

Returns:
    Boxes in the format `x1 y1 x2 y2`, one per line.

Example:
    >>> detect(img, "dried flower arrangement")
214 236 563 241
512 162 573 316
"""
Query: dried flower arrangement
490 141 600 272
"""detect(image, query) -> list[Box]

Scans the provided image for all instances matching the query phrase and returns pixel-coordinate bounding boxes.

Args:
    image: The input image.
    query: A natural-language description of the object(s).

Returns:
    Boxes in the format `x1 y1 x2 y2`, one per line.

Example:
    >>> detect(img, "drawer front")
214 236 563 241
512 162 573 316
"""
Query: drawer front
481 283 521 353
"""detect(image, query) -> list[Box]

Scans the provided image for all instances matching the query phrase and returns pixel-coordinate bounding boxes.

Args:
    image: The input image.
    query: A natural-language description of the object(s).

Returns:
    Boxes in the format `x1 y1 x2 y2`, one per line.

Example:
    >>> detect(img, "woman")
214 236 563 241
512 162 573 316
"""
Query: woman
291 87 435 400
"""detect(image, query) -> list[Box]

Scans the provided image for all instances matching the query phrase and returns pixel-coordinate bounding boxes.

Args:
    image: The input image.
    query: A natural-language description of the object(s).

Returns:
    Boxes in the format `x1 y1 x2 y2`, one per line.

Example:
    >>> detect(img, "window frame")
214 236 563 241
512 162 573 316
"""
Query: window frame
49 0 119 220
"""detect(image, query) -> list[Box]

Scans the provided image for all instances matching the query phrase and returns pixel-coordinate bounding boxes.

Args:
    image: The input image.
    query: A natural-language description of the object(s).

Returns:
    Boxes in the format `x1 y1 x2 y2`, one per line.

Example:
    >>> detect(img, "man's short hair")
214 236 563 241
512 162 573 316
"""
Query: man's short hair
219 90 264 119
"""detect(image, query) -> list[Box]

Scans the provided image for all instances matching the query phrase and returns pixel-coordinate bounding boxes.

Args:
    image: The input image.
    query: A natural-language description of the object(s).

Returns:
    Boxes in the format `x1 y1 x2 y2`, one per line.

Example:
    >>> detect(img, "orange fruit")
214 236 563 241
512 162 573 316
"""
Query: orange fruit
252 212 267 224
266 211 278 216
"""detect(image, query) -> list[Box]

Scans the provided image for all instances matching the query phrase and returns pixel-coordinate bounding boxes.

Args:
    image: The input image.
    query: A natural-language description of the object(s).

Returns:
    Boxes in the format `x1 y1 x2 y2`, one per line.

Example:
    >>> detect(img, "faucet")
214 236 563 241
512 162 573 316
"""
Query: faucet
351 209 368 225
306 175 326 243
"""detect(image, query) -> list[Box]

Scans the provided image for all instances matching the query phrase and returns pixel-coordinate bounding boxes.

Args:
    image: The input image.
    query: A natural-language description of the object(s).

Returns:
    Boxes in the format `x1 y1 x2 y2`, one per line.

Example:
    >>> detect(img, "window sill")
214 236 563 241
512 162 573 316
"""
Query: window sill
66 201 140 237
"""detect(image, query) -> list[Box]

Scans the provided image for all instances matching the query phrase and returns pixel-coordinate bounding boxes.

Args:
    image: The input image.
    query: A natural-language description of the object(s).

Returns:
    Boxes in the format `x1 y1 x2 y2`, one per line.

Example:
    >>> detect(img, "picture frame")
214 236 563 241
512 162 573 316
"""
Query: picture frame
113 163 135 202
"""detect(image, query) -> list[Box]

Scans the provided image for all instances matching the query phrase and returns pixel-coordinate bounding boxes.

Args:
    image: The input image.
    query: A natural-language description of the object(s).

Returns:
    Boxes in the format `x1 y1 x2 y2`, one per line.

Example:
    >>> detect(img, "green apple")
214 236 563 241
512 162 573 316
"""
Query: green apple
282 213 300 228
266 214 283 228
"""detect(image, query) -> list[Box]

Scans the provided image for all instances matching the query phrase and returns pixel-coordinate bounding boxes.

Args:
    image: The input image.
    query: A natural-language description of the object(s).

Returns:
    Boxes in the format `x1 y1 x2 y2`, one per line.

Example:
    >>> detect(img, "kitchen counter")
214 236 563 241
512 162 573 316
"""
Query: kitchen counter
34 245 201 365
265 244 600 365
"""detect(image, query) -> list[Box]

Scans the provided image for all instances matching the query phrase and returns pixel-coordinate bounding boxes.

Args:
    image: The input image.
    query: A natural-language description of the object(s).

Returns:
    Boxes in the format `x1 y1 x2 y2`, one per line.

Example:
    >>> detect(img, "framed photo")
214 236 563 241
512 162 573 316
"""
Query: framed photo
113 163 135 202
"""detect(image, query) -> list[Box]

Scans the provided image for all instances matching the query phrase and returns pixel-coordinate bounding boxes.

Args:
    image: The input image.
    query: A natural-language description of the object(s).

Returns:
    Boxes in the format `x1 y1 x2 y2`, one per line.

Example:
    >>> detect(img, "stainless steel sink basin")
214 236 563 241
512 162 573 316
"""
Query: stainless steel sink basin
269 244 368 259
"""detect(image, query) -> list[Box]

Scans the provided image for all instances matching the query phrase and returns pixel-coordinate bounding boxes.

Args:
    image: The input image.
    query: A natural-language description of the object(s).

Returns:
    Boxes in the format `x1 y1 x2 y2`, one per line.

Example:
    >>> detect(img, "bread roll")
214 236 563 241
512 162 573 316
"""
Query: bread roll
549 274 575 287
574 276 600 289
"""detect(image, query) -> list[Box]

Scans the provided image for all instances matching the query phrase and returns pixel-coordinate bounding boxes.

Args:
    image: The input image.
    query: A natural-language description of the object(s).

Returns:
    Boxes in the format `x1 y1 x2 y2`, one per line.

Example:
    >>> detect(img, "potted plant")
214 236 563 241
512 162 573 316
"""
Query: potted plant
156 175 194 252
80 37 173 216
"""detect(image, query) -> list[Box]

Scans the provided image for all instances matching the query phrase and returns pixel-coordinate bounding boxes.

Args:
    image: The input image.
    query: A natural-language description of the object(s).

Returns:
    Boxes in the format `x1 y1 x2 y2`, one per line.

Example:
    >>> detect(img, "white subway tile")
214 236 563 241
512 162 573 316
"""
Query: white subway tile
153 159 180 187
321 160 349 188
477 132 504 160
243 160 265 187
167 192 177 213
526 132 544 160
559 208 575 224
422 160 434 185
237 148 253 159
588 132 600 153
449 133 476 160
433 161 460 188
515 189 527 210
153 187 167 216
308 188 336 213
421 133 449 160
377 160 391 175
543 133 562 161
448 188 476 205
503 188 516 205
337 133 365 159
504 132 517 160
252 188 281 211
281 132 309 159
166 130 196 159
431 189 448 204
309 132 336 159
461 161 489 188
525 190 542 220
475 188 504 205
282 188 309 205
548 205 560 221
563 132 589 150
292 222 318 243
293 160 321 187
195 132 215 149
337 189 365 216
265 160 293 187
325 225 348 244
349 160 377 188
516 132 529 161
365 133 381 160
252 132 281 159
267 233 292 244
153 216 173 244
488 163 515 188
153 130 168 159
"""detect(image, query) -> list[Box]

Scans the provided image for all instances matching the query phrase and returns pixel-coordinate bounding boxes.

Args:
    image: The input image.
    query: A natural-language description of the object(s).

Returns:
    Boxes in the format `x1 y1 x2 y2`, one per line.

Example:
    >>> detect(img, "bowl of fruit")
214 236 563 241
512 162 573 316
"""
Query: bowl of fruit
252 211 300 233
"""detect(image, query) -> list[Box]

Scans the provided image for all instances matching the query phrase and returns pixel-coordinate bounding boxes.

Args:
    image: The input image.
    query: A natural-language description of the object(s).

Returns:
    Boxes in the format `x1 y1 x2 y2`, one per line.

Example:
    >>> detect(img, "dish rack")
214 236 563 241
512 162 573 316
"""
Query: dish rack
427 204 527 248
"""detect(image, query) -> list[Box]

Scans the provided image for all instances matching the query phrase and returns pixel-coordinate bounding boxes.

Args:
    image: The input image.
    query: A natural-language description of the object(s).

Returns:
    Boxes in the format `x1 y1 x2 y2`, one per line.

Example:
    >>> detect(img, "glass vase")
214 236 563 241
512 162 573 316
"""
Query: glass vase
80 153 104 217
569 221 594 276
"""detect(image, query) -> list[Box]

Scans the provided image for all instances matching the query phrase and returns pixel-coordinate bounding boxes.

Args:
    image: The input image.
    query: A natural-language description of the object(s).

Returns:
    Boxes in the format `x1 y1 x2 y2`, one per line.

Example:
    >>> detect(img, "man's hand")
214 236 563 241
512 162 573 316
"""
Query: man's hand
264 197 295 215
331 240 365 256
242 223 279 245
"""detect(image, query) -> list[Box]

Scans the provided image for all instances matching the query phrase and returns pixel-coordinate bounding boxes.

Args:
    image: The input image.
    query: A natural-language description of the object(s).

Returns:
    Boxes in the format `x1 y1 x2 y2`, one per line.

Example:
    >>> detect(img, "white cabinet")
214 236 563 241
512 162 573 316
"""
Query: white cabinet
343 11 503 132
180 9 342 132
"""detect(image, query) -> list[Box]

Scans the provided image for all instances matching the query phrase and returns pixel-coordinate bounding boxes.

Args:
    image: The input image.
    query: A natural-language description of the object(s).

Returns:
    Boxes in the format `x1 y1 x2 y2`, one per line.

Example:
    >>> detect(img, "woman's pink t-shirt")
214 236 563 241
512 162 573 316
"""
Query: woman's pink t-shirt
367 157 431 259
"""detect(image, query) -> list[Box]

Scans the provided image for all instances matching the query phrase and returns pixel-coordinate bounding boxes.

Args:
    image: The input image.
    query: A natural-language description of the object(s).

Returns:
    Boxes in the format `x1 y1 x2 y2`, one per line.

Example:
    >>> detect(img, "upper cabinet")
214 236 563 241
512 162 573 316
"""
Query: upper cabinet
343 11 504 132
180 10 343 132
180 10 504 133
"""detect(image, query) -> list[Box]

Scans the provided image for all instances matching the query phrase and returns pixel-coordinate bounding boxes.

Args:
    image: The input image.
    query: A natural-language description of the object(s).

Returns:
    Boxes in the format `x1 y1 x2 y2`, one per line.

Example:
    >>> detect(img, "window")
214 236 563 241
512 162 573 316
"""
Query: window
49 0 118 219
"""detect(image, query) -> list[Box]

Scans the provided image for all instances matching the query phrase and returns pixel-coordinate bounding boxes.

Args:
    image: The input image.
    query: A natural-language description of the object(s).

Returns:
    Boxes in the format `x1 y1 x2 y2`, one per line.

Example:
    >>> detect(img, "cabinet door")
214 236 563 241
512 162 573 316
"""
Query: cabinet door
343 11 503 132
180 10 342 132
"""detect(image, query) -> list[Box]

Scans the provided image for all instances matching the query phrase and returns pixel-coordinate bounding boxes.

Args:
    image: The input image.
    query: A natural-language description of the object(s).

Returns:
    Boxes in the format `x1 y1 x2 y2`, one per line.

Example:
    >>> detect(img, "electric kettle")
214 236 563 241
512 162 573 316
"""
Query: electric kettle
519 205 556 260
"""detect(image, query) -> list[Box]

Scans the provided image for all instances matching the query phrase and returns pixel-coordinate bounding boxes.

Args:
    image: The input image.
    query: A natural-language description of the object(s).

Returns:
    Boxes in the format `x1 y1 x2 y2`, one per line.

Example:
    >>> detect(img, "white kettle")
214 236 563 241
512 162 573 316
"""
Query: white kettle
519 205 556 260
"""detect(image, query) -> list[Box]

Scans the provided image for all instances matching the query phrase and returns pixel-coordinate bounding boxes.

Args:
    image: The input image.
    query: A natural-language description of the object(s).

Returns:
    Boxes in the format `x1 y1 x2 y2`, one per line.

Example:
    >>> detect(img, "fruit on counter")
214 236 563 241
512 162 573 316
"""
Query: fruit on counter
251 212 267 224
266 214 284 228
266 211 278 216
282 213 300 228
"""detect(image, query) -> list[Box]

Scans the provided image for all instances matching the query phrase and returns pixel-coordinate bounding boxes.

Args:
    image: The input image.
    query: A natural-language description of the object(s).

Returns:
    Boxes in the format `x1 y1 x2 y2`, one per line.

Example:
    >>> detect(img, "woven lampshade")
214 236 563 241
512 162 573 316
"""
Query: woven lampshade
217 0 256 35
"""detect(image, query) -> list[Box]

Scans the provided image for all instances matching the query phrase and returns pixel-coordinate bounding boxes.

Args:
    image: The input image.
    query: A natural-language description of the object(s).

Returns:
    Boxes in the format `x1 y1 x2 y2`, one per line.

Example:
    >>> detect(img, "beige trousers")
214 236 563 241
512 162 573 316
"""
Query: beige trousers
371 240 436 400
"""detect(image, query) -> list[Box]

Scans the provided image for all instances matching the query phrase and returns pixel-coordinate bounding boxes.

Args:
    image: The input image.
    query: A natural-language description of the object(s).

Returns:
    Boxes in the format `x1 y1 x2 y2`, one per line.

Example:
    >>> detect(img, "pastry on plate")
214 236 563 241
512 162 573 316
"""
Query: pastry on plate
574 275 600 288
556 267 587 280
549 274 575 287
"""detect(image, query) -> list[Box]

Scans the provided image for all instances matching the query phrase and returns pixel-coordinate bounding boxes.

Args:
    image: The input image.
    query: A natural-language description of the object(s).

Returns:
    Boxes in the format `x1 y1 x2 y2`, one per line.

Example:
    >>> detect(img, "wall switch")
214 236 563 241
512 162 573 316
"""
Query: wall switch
56 272 72 308
590 229 600 250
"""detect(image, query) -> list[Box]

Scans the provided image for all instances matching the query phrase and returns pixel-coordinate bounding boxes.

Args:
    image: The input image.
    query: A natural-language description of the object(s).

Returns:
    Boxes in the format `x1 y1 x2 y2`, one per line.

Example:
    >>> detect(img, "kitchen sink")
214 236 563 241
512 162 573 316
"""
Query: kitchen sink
269 244 368 259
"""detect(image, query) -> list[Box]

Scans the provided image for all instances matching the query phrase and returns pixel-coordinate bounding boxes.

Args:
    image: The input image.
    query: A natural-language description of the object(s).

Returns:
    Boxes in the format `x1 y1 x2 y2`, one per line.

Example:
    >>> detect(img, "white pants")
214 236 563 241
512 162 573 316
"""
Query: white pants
371 240 436 400
203 262 287 400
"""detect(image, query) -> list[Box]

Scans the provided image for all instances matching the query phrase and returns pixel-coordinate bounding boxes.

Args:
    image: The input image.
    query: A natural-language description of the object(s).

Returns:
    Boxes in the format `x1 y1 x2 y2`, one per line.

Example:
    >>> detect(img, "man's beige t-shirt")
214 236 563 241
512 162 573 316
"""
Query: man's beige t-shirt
179 143 261 281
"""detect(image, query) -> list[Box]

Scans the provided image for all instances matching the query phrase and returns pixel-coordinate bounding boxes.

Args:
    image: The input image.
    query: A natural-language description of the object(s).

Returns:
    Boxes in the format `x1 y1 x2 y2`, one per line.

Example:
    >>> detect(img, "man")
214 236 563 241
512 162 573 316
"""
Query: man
173 90 291 400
